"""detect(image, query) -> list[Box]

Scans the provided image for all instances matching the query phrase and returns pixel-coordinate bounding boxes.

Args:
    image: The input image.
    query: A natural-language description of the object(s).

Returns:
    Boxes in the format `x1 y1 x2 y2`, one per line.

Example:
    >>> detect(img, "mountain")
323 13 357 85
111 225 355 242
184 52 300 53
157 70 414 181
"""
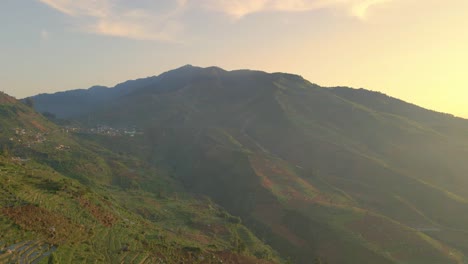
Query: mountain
28 65 468 264
30 72 162 119
0 91 280 263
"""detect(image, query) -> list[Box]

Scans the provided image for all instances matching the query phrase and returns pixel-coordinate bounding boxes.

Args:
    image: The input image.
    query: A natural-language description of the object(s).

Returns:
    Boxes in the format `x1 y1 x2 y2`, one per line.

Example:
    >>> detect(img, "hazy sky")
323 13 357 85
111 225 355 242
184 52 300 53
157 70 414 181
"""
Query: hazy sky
1 0 467 118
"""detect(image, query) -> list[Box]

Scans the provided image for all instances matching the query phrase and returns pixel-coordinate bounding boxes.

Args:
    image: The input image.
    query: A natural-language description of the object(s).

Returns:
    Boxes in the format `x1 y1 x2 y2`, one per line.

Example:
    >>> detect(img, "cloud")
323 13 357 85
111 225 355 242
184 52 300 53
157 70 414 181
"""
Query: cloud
351 0 392 19
38 0 187 41
38 0 110 17
37 0 393 41
85 8 185 41
199 0 393 19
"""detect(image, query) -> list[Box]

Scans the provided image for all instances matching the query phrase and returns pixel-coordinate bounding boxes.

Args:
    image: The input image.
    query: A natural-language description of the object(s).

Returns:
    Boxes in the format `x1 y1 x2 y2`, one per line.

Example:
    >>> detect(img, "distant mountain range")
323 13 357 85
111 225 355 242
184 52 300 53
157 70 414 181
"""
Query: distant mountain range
30 73 159 119
21 65 468 263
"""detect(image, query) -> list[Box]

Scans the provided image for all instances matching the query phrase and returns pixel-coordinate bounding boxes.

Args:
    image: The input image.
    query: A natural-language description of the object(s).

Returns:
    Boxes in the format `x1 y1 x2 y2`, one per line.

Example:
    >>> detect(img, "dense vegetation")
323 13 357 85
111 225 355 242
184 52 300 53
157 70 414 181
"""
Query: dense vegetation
24 65 468 264
0 91 280 263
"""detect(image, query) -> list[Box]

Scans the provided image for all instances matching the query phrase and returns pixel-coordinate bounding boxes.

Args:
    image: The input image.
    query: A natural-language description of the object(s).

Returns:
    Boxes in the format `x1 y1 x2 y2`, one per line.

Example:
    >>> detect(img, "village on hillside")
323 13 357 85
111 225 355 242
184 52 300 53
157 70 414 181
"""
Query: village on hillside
4 125 143 159
62 125 144 137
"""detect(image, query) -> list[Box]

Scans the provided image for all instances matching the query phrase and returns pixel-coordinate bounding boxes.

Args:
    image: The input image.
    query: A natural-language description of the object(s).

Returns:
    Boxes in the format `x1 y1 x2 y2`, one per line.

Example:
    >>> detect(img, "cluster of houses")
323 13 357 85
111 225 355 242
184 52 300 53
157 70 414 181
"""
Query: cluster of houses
63 125 143 137
9 128 47 146
10 157 30 163
55 144 70 151
5 125 142 157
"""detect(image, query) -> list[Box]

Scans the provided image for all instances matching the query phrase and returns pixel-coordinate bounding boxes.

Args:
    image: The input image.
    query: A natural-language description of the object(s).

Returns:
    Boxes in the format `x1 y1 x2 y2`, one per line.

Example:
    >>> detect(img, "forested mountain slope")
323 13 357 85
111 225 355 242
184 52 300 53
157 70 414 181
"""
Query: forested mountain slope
0 91 280 263
28 66 468 263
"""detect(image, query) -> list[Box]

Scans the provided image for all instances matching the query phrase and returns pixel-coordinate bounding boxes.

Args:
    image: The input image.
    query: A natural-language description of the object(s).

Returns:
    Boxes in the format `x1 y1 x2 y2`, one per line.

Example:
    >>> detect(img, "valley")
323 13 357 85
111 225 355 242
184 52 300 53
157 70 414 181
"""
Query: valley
0 91 280 263
2 65 468 263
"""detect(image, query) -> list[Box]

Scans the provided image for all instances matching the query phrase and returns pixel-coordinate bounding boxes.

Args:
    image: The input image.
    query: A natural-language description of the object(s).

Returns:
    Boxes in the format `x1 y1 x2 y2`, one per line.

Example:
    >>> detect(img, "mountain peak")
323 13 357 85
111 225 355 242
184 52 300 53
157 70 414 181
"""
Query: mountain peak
168 64 226 73
181 64 194 68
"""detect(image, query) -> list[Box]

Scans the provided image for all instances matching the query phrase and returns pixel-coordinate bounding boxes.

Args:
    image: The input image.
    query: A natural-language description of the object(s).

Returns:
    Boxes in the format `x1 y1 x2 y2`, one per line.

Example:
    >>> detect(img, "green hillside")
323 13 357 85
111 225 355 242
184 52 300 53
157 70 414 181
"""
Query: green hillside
52 66 468 264
25 66 468 263
0 91 280 263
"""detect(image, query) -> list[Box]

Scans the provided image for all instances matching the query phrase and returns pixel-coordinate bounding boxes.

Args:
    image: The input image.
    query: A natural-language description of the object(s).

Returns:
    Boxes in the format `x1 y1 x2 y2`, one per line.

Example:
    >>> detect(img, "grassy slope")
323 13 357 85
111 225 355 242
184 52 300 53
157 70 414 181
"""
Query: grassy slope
158 128 464 264
24 66 468 263
0 92 280 263
76 68 468 263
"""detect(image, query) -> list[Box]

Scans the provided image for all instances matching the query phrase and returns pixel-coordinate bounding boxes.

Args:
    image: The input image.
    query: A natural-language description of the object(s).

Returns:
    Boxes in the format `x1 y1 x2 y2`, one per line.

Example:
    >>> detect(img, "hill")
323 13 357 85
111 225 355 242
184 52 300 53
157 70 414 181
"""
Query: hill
28 66 468 263
0 91 280 263
30 73 160 119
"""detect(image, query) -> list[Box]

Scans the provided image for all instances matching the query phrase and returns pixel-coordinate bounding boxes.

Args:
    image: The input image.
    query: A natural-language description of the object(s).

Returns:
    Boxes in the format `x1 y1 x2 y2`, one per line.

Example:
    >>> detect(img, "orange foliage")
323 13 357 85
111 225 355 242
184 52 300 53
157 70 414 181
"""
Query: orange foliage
78 198 117 227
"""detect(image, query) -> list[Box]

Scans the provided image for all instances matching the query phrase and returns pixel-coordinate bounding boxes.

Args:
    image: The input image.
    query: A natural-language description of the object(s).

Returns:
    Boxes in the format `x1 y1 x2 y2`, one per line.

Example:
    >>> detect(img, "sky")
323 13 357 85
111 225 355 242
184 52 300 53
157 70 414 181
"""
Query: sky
1 0 467 118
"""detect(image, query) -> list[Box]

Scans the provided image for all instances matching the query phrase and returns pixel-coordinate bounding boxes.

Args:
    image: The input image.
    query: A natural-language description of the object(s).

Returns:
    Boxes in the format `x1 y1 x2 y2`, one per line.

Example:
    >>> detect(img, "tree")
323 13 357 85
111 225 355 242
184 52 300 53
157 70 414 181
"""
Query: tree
236 238 246 253
314 256 329 264
48 253 57 264
42 112 56 120
24 98 34 108
2 145 10 157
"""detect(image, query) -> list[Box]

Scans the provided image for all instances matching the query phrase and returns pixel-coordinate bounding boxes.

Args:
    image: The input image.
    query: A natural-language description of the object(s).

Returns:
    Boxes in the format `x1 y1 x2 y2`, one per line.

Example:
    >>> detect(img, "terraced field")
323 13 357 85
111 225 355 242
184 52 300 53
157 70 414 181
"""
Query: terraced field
0 91 281 263
0 240 56 264
0 145 280 264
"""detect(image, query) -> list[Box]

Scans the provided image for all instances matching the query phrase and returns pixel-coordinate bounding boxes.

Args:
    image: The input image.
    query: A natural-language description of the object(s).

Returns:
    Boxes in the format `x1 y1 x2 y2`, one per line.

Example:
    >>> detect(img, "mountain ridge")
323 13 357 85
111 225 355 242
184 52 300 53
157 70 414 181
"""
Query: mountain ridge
23 65 468 263
27 65 466 121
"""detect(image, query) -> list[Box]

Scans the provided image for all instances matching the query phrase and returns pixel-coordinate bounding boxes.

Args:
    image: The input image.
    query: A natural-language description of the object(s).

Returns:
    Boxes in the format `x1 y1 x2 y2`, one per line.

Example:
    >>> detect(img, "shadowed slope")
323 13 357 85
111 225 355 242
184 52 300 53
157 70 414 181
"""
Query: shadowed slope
0 90 281 263
28 66 468 263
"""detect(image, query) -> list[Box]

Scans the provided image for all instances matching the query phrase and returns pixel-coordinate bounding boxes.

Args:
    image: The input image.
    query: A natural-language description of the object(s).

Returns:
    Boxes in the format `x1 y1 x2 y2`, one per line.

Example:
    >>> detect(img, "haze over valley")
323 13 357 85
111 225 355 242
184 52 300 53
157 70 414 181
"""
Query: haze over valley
1 65 467 263
1 1 468 263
